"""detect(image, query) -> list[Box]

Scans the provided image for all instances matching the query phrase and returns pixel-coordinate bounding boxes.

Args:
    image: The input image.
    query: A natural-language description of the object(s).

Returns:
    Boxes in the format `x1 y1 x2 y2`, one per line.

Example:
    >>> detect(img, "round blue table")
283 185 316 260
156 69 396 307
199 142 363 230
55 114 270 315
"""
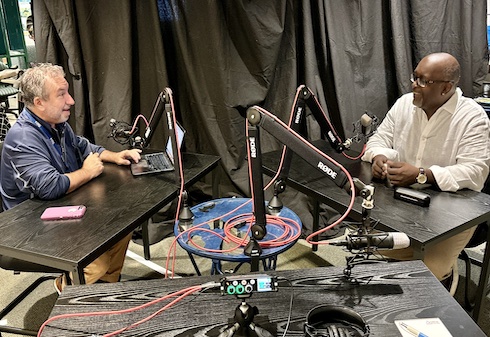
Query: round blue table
174 198 302 275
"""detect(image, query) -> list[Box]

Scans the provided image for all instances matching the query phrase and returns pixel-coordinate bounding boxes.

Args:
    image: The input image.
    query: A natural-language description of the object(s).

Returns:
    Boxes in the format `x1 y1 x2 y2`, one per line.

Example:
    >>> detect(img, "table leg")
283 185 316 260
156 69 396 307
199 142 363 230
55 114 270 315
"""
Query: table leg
472 221 490 323
312 200 320 251
211 259 223 275
187 252 201 276
142 219 151 260
73 267 85 285
412 242 425 260
212 165 220 199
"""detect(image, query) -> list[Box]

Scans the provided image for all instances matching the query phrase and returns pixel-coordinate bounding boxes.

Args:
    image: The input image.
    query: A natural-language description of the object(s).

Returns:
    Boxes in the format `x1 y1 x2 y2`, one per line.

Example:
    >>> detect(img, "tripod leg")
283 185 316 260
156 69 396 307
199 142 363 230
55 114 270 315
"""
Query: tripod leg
250 322 274 337
218 323 240 337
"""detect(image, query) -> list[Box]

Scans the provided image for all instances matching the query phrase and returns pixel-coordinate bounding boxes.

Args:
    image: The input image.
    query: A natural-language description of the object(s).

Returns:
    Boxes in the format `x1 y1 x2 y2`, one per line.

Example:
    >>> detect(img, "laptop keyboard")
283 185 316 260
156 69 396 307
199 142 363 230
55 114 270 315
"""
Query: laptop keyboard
145 152 172 170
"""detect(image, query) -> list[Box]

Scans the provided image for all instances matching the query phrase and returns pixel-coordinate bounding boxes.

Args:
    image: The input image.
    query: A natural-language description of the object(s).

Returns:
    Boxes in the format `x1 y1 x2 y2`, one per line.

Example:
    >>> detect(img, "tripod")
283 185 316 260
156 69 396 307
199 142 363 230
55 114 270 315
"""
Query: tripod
218 300 273 337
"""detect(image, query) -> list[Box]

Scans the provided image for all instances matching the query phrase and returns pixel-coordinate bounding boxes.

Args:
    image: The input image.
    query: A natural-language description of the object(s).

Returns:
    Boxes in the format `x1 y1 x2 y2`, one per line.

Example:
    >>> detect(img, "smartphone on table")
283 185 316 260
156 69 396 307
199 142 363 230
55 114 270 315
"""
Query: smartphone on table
40 205 87 220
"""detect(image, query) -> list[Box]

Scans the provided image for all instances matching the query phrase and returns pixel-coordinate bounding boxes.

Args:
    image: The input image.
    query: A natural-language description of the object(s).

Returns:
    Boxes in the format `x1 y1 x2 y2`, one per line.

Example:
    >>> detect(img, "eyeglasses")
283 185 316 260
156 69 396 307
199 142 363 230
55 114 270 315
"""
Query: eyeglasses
410 73 453 88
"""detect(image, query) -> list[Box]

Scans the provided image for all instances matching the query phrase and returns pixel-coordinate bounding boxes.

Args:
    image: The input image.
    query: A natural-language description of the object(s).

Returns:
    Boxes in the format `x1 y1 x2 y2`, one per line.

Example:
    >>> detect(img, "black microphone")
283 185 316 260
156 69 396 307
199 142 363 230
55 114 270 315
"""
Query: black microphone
109 118 132 138
330 232 410 250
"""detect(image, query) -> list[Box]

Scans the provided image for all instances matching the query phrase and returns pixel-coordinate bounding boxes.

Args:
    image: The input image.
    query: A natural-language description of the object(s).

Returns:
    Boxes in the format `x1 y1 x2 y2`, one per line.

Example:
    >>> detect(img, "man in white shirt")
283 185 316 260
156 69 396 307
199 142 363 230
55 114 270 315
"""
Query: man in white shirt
362 52 490 288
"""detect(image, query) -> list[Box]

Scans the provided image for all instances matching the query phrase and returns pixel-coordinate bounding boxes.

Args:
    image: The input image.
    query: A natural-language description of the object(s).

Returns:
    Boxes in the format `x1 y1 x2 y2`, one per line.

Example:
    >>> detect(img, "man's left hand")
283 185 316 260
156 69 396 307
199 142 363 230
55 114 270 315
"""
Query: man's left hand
115 149 142 166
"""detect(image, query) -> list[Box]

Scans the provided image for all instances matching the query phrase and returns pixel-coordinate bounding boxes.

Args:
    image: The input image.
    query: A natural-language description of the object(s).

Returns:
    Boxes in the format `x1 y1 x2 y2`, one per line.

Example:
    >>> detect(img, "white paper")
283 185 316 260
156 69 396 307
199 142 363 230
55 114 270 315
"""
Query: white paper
395 318 452 337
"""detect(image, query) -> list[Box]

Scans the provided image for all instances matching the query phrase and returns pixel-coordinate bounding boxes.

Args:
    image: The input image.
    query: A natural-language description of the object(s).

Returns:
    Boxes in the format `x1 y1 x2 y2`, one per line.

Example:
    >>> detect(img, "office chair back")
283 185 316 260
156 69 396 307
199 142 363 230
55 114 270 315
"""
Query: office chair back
0 141 65 336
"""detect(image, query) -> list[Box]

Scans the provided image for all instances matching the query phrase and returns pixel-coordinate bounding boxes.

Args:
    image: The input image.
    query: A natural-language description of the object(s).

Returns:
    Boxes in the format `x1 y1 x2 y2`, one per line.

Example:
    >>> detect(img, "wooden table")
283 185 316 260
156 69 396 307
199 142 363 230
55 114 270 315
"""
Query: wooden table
0 153 219 284
39 260 485 336
261 140 490 323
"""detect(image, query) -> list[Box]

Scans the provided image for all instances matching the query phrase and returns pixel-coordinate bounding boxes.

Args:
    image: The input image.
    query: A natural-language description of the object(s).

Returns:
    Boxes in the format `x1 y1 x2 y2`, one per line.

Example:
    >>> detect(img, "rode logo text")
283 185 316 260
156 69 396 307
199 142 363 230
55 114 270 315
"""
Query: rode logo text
317 161 337 179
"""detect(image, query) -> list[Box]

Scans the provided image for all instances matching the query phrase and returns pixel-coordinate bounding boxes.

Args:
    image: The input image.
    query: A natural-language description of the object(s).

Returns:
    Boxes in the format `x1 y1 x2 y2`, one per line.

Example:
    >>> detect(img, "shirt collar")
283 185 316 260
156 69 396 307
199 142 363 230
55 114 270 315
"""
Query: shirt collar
437 87 461 116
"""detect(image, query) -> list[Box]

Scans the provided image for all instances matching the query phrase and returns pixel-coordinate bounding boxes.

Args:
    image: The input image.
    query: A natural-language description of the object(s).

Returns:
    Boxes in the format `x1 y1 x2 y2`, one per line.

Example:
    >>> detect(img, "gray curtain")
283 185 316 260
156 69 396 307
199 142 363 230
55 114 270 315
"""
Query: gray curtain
34 0 168 149
33 0 488 235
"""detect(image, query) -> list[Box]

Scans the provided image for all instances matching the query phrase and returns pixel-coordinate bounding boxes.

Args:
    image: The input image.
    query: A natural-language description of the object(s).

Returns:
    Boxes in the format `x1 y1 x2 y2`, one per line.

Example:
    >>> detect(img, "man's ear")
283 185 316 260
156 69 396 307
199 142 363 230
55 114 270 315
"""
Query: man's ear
33 96 44 110
441 82 454 96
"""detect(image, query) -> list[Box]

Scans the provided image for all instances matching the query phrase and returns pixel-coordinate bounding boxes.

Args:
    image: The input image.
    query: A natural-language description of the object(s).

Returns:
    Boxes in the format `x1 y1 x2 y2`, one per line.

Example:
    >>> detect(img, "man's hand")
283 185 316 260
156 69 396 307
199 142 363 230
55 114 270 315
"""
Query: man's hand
372 155 389 179
81 152 105 179
385 161 419 187
99 149 142 166
65 152 105 193
113 149 142 166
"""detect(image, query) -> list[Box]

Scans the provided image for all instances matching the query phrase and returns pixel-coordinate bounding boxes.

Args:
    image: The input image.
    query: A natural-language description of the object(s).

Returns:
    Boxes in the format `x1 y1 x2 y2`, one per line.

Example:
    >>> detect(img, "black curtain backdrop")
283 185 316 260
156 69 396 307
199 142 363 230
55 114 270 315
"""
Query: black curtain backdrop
33 0 488 235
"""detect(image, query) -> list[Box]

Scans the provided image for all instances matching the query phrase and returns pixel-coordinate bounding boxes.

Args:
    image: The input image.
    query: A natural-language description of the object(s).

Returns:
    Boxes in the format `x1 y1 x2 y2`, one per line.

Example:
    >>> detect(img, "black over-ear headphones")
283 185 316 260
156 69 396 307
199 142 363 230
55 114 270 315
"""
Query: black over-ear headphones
304 305 370 337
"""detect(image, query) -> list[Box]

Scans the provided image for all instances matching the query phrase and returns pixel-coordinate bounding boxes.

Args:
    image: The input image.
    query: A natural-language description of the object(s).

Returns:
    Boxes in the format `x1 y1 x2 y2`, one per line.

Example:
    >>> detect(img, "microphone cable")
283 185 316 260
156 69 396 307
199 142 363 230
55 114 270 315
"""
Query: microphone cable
36 281 220 337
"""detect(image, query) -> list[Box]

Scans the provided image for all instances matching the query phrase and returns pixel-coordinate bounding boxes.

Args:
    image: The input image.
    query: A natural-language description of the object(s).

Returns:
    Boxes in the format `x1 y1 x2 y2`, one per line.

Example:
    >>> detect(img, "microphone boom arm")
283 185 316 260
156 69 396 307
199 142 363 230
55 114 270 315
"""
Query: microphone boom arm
247 106 350 190
245 105 355 251
246 105 393 282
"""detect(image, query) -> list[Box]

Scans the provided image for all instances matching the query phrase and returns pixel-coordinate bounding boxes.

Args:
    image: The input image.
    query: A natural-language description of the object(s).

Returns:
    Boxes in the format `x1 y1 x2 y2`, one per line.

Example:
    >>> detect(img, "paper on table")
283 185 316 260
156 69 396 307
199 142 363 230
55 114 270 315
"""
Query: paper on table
395 318 452 337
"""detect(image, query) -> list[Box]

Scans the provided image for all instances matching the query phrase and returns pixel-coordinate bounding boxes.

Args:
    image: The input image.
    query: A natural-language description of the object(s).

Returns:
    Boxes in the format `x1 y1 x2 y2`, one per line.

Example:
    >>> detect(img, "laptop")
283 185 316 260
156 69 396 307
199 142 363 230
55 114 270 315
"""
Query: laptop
130 91 185 176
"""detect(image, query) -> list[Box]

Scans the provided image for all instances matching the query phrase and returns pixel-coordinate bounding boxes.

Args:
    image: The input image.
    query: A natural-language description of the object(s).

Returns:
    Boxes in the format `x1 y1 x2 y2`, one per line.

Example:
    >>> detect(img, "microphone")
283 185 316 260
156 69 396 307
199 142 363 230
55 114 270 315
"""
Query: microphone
330 232 410 250
109 118 132 138
360 113 373 137
347 112 378 146
108 118 136 145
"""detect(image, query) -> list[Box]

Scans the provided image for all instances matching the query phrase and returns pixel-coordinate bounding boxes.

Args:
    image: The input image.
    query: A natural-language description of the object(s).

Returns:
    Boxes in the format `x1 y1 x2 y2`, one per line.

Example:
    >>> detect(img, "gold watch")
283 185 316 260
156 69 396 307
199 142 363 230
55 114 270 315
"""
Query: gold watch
416 167 427 184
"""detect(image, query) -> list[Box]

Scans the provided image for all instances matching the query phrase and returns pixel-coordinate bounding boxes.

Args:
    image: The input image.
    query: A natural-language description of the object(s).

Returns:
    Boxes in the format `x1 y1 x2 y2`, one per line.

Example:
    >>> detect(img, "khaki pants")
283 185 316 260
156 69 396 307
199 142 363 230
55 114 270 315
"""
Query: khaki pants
60 233 132 289
381 226 476 280
83 233 133 283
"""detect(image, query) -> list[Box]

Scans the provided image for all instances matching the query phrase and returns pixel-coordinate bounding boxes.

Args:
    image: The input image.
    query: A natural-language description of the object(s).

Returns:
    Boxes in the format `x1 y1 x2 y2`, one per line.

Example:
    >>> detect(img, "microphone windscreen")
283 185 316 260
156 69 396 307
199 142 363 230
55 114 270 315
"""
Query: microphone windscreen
360 113 372 127
391 232 411 249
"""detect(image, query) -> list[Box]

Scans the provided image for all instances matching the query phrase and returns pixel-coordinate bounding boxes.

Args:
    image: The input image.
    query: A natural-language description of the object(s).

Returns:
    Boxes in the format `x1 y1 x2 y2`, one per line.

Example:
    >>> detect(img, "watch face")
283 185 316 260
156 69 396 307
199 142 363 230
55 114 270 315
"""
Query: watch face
417 173 427 184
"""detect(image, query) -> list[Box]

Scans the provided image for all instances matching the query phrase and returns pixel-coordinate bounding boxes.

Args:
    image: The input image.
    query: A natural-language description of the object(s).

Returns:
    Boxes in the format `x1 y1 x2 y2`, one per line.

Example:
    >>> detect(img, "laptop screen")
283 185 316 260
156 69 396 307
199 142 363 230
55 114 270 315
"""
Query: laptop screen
166 121 185 164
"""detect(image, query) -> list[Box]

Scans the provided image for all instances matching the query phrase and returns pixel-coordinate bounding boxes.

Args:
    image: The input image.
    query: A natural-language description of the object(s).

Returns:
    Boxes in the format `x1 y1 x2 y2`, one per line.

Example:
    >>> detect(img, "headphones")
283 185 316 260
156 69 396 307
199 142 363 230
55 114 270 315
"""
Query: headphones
304 305 370 337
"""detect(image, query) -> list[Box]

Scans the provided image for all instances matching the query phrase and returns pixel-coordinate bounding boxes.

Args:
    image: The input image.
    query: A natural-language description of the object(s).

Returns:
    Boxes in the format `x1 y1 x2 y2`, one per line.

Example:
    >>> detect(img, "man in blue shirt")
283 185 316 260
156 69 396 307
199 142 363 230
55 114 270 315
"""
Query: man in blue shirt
1 63 141 291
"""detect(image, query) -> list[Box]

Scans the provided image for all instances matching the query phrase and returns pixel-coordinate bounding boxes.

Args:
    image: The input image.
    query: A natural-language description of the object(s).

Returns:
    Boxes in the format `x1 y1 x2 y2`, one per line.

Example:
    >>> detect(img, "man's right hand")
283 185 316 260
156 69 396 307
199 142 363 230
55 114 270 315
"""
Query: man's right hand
65 152 105 194
372 154 389 180
82 152 104 179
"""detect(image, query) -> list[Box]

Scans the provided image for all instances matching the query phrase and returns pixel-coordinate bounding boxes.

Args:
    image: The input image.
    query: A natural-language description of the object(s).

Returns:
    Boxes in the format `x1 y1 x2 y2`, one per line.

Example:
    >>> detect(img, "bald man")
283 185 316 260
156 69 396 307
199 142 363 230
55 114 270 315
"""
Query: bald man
362 52 490 290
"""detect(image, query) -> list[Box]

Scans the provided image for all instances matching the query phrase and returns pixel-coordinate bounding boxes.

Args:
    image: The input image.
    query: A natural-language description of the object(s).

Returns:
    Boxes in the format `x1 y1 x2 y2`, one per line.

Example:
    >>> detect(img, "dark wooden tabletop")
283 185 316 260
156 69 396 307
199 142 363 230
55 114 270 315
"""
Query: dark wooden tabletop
0 152 220 284
39 260 485 336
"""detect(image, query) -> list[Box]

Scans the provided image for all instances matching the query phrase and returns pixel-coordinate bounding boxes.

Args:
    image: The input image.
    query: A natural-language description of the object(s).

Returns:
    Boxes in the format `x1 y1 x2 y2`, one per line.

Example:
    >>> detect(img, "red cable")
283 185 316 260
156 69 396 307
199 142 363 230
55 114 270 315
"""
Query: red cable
343 144 366 160
37 285 203 337
129 114 149 134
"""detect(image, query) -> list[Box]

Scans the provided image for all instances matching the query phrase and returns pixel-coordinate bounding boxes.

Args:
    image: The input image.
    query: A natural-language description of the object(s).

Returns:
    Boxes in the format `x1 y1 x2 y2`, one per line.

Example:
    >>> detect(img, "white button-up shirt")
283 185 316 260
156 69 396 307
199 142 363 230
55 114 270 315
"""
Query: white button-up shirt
361 88 490 192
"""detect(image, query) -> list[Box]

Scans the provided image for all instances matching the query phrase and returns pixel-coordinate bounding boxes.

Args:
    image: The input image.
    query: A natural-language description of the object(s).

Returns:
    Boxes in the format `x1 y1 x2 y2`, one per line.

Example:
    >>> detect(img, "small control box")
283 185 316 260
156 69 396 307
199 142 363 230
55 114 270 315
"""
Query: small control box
394 187 431 207
220 274 278 297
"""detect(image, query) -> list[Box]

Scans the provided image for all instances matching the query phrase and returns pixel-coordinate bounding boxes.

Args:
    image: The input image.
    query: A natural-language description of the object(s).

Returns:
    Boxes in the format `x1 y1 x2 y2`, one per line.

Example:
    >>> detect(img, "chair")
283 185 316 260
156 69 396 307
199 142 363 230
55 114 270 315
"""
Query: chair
0 142 68 336
458 176 490 310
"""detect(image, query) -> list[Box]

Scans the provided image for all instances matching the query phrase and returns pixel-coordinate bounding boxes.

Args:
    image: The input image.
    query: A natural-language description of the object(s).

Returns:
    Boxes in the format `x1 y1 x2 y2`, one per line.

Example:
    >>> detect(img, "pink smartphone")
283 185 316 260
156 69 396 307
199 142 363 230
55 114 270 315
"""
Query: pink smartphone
40 205 87 220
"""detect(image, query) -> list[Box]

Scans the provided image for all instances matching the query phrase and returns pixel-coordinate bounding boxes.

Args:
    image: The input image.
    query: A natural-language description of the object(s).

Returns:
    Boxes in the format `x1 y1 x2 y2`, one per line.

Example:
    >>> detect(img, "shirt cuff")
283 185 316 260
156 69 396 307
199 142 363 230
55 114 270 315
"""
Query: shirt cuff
361 148 399 163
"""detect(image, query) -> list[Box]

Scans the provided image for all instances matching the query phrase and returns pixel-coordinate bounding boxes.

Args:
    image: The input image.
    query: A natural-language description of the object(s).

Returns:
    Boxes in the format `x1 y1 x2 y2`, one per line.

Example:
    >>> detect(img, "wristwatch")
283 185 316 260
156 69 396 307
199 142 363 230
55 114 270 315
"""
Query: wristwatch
416 167 427 184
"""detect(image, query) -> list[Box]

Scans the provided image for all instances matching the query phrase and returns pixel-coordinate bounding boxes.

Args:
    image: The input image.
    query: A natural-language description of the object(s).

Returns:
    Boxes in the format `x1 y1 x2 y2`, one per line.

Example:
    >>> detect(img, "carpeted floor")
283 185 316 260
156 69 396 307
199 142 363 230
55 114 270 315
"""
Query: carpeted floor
0 230 488 336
